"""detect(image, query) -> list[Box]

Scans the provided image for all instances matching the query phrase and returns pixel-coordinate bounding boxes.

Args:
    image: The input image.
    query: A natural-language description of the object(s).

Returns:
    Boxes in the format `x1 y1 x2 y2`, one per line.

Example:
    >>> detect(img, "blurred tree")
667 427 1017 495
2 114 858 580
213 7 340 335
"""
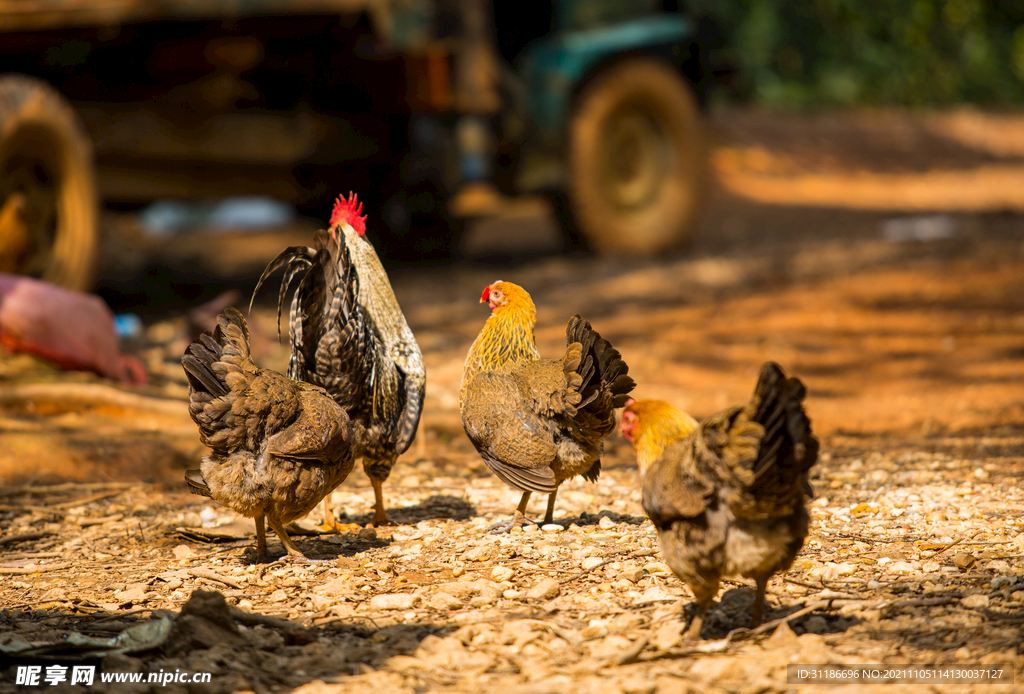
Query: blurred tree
685 0 1024 105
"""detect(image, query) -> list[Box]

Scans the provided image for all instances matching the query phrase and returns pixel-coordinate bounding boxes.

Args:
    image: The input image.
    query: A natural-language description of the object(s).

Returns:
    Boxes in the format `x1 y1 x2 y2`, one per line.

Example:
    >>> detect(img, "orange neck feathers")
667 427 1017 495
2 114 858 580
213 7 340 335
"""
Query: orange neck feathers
467 281 540 373
622 399 699 475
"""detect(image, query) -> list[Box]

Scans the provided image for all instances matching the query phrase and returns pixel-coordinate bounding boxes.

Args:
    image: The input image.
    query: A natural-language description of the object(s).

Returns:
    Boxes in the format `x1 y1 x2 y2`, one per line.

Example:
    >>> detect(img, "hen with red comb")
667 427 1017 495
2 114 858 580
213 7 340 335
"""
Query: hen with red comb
460 280 635 532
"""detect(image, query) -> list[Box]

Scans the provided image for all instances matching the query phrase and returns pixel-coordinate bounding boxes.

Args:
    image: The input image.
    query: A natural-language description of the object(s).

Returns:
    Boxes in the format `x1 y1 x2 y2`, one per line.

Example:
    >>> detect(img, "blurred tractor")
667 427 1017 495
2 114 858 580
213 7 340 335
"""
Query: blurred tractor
0 0 730 287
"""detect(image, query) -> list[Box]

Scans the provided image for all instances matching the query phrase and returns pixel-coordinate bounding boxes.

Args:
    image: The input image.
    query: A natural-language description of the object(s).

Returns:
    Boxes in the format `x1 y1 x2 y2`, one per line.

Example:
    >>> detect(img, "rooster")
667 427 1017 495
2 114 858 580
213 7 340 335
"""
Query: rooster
181 308 355 563
461 281 635 532
620 362 818 638
254 193 425 528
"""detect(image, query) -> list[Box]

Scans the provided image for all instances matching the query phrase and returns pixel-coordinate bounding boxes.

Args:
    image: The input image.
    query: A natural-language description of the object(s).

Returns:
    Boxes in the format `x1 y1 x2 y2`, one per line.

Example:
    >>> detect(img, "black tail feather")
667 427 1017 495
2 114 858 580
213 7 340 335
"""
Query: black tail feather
749 361 818 483
251 244 316 342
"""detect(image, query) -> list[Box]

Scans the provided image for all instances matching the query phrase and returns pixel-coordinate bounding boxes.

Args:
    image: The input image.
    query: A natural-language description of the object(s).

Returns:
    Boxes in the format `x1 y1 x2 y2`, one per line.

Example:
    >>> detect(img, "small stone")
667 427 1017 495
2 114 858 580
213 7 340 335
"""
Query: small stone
315 578 350 597
502 589 522 599
961 594 989 609
541 524 563 533
581 620 609 639
173 544 194 561
953 552 975 570
469 595 495 608
470 579 503 599
581 557 605 570
637 586 674 603
888 561 917 574
40 588 67 602
526 578 561 600
598 516 617 529
991 576 1017 590
619 567 645 583
429 592 463 611
491 566 514 582
117 584 149 603
358 527 377 540
452 566 466 577
370 593 416 611
651 621 684 650
268 589 288 602
464 546 492 562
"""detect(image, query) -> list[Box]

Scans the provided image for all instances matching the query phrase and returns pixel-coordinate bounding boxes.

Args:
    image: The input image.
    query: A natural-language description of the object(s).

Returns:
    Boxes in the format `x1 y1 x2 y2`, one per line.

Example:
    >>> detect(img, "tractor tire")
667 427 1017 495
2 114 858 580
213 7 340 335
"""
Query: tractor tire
0 75 98 291
564 57 705 256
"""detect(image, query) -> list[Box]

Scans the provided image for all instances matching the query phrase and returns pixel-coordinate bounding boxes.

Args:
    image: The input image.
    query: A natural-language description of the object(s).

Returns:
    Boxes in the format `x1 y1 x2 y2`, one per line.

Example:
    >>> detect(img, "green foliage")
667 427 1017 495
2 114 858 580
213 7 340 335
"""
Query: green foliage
687 0 1024 106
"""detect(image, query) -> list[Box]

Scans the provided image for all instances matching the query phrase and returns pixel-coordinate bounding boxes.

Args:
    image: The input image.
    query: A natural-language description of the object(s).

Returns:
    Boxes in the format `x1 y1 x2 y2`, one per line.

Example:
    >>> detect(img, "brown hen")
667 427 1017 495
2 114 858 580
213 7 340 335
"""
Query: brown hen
182 308 355 562
621 362 818 638
461 281 635 532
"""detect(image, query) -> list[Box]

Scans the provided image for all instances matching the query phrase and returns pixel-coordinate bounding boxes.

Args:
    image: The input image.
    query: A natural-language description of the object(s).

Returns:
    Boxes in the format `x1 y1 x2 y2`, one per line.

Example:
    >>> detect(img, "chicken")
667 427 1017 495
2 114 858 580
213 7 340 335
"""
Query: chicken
620 362 818 639
254 193 425 528
182 307 355 562
461 280 635 532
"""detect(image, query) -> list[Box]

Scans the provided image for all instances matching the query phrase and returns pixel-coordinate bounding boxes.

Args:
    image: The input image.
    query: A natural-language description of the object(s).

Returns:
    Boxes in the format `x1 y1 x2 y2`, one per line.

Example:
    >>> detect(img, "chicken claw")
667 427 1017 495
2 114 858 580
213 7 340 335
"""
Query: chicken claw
487 510 537 534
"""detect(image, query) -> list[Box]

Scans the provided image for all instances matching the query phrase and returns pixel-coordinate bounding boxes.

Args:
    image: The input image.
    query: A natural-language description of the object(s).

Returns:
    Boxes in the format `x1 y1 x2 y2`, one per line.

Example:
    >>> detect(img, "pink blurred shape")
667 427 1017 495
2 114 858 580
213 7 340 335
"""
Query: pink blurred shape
0 273 146 385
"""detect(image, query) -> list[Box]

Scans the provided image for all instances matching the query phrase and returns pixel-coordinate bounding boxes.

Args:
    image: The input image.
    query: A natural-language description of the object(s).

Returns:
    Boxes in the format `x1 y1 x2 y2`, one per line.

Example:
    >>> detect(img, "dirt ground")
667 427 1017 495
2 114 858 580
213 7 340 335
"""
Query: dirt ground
2 107 1024 694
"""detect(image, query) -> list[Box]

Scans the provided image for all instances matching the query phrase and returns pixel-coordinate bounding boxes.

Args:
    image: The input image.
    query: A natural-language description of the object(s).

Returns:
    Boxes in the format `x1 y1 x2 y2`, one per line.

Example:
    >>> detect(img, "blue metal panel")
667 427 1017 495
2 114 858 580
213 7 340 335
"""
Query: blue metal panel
517 14 694 140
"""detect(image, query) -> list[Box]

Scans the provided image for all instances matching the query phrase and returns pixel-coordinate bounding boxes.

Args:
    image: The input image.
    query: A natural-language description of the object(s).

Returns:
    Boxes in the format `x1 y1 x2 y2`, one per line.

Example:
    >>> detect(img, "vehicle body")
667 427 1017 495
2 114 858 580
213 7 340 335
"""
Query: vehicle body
0 0 727 288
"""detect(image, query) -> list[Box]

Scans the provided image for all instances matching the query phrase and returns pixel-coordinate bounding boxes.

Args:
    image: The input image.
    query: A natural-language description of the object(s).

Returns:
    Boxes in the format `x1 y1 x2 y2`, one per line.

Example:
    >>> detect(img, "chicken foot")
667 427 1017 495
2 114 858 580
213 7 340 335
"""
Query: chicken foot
265 514 318 563
684 590 716 640
488 491 538 534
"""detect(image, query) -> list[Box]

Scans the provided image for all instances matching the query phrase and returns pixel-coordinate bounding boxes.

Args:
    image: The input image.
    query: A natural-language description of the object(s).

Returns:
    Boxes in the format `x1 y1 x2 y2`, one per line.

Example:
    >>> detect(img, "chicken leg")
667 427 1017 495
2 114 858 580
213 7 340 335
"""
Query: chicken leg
751 575 770 628
684 586 717 641
543 489 559 525
489 491 538 534
370 476 395 527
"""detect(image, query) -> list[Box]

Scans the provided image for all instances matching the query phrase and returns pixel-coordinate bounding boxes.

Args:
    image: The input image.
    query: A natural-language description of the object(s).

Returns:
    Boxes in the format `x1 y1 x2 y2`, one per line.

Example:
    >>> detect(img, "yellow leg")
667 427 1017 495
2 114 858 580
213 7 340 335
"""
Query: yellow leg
318 497 338 532
684 589 716 641
370 476 395 527
488 491 537 534
265 515 308 561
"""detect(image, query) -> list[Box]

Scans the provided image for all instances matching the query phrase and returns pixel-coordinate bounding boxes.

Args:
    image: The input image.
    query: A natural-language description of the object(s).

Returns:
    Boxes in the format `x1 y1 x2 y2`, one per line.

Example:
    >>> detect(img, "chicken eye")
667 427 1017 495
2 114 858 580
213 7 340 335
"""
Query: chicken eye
491 290 503 303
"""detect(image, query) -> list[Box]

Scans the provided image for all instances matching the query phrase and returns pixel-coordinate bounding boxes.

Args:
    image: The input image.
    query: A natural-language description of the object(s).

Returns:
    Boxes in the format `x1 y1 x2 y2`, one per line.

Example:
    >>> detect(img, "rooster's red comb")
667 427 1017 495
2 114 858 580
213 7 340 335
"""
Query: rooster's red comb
330 192 366 236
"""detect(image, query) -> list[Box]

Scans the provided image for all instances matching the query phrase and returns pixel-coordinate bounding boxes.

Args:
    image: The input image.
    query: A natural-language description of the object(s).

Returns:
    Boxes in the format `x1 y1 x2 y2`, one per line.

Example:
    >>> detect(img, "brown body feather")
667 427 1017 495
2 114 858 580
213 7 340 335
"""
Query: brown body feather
461 281 635 530
182 308 355 562
622 362 818 638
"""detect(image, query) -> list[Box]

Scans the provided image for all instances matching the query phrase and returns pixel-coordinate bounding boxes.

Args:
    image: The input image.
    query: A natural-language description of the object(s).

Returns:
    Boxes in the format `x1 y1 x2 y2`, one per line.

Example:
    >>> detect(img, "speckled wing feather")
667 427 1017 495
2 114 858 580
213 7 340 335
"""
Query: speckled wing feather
641 439 716 528
181 308 351 465
643 362 818 528
462 368 563 494
343 231 425 456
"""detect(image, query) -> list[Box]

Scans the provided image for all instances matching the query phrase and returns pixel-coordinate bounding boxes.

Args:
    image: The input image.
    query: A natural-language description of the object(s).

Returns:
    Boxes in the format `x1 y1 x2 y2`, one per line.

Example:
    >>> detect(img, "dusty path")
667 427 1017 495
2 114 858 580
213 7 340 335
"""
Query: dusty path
1 107 1023 693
